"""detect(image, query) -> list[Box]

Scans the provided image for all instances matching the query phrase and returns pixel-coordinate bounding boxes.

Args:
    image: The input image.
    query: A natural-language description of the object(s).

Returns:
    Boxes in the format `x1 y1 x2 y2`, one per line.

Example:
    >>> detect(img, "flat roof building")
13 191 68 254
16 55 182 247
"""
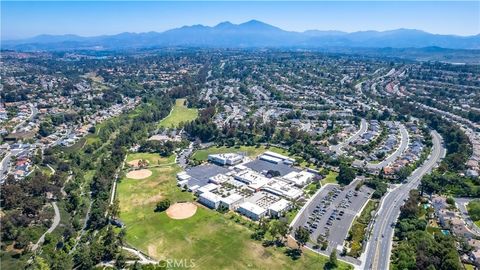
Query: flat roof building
198 191 222 209
197 183 219 195
209 173 231 184
237 201 267 221
220 193 244 210
259 154 284 164
234 169 270 190
177 171 191 181
208 153 243 166
281 171 315 187
268 199 291 217
263 151 295 165
262 179 303 200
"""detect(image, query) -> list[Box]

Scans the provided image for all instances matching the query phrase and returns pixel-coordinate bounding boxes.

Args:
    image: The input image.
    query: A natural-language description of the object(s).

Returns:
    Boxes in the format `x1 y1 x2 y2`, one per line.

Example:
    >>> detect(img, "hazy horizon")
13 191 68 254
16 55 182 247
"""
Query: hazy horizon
2 1 479 40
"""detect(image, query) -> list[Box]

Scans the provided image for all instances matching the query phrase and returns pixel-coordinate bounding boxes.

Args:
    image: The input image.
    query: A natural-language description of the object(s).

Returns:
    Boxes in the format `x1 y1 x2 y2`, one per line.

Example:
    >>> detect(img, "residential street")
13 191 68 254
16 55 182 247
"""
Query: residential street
365 124 409 170
330 118 368 155
455 198 480 236
362 130 445 270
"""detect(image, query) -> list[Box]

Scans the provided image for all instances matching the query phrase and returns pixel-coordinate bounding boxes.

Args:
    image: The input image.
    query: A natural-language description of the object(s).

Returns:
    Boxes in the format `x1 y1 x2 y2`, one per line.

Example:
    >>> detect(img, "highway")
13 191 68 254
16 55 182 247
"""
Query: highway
365 124 409 170
362 130 445 270
331 118 368 155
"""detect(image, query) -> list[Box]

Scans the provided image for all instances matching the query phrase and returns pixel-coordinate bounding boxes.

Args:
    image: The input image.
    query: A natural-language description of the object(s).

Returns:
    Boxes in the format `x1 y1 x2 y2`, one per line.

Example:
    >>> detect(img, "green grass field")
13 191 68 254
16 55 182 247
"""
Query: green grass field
191 145 288 162
158 98 198 128
321 171 339 185
126 152 175 167
117 158 351 270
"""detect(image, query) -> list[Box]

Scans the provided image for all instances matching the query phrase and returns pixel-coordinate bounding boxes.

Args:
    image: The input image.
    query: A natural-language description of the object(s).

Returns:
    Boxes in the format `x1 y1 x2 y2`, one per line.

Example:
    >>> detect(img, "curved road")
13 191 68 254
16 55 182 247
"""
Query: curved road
331 118 368 155
361 130 445 270
365 124 409 170
455 198 480 236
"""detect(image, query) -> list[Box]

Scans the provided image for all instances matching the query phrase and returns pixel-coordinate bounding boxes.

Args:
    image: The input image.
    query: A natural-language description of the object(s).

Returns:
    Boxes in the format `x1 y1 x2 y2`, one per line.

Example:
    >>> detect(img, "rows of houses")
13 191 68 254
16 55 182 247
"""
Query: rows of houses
432 195 480 267
382 124 425 176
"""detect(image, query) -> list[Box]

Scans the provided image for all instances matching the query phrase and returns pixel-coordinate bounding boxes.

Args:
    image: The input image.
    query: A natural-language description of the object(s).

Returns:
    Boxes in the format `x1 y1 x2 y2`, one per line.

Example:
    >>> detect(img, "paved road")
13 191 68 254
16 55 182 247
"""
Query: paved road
0 152 12 181
12 103 37 133
455 198 480 236
31 202 60 252
1 148 28 183
331 119 368 155
177 142 194 169
365 124 409 170
362 131 445 270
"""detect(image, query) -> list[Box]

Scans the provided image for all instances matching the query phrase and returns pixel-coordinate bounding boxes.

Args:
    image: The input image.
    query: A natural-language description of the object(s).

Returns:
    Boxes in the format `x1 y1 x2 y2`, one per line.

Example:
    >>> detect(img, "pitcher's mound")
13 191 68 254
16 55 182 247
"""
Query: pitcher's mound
166 202 197 220
126 169 152 179
127 159 149 167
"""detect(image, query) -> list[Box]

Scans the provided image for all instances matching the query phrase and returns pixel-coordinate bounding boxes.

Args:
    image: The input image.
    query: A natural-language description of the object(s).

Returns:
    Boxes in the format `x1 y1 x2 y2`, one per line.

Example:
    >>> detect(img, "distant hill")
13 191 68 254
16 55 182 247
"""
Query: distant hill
3 20 479 51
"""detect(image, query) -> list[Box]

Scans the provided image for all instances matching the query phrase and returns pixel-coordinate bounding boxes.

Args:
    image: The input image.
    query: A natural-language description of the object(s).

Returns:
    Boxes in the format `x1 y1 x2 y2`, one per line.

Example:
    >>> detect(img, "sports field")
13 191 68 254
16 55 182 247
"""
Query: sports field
158 98 198 128
116 156 352 270
126 152 175 167
191 145 289 162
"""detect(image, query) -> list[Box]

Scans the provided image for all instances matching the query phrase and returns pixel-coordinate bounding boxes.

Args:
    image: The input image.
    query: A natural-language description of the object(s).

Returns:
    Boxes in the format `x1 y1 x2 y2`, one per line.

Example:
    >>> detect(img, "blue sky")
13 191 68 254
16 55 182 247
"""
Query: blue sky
2 1 479 40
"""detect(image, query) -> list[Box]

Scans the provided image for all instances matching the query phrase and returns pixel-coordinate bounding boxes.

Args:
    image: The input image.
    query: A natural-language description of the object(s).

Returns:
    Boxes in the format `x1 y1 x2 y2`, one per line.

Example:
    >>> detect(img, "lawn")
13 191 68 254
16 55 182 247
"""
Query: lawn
467 199 480 224
126 152 175 167
321 171 339 185
158 98 198 128
117 161 352 270
192 145 289 162
426 226 442 235
464 264 476 270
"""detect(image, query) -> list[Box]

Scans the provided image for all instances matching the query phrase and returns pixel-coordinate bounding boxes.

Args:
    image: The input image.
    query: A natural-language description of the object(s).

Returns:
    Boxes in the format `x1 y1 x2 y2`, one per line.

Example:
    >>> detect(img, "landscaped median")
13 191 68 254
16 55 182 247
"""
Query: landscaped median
345 199 379 257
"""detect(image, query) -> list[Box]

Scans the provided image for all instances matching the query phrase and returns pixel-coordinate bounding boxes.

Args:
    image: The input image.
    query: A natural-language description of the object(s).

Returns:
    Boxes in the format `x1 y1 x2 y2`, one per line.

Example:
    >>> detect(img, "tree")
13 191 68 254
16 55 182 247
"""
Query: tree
269 220 289 244
27 256 50 270
294 226 310 249
155 199 171 212
396 167 411 182
337 164 355 185
325 249 338 269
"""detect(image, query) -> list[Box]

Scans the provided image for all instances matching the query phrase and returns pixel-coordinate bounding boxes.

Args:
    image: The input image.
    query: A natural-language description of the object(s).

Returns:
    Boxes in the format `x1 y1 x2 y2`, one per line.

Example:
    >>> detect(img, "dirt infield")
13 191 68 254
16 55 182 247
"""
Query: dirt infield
127 159 149 167
126 169 153 179
166 202 197 220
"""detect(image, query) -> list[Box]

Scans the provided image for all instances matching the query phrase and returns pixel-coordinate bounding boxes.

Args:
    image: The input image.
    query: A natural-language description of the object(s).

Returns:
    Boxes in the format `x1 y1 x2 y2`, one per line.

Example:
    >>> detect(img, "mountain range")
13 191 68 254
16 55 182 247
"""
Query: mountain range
3 20 480 51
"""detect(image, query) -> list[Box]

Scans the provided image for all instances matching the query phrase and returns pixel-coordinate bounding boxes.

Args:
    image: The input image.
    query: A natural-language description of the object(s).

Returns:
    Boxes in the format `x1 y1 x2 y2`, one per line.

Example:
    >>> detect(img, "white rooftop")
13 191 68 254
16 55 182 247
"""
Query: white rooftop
221 193 244 204
199 191 222 203
268 199 290 212
234 169 270 187
209 173 232 184
263 151 295 162
198 183 219 194
209 153 243 159
238 201 266 215
262 179 303 199
282 171 314 186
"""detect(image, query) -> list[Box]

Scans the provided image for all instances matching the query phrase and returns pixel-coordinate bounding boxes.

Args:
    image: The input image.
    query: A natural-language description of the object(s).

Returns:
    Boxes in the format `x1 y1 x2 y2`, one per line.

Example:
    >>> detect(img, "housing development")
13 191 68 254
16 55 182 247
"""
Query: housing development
1 18 480 270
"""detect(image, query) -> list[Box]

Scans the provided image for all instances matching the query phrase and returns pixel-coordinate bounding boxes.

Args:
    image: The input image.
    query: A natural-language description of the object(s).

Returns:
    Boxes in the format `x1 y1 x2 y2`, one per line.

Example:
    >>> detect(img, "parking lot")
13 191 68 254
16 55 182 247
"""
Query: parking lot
243 159 299 176
185 164 230 187
292 180 373 253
